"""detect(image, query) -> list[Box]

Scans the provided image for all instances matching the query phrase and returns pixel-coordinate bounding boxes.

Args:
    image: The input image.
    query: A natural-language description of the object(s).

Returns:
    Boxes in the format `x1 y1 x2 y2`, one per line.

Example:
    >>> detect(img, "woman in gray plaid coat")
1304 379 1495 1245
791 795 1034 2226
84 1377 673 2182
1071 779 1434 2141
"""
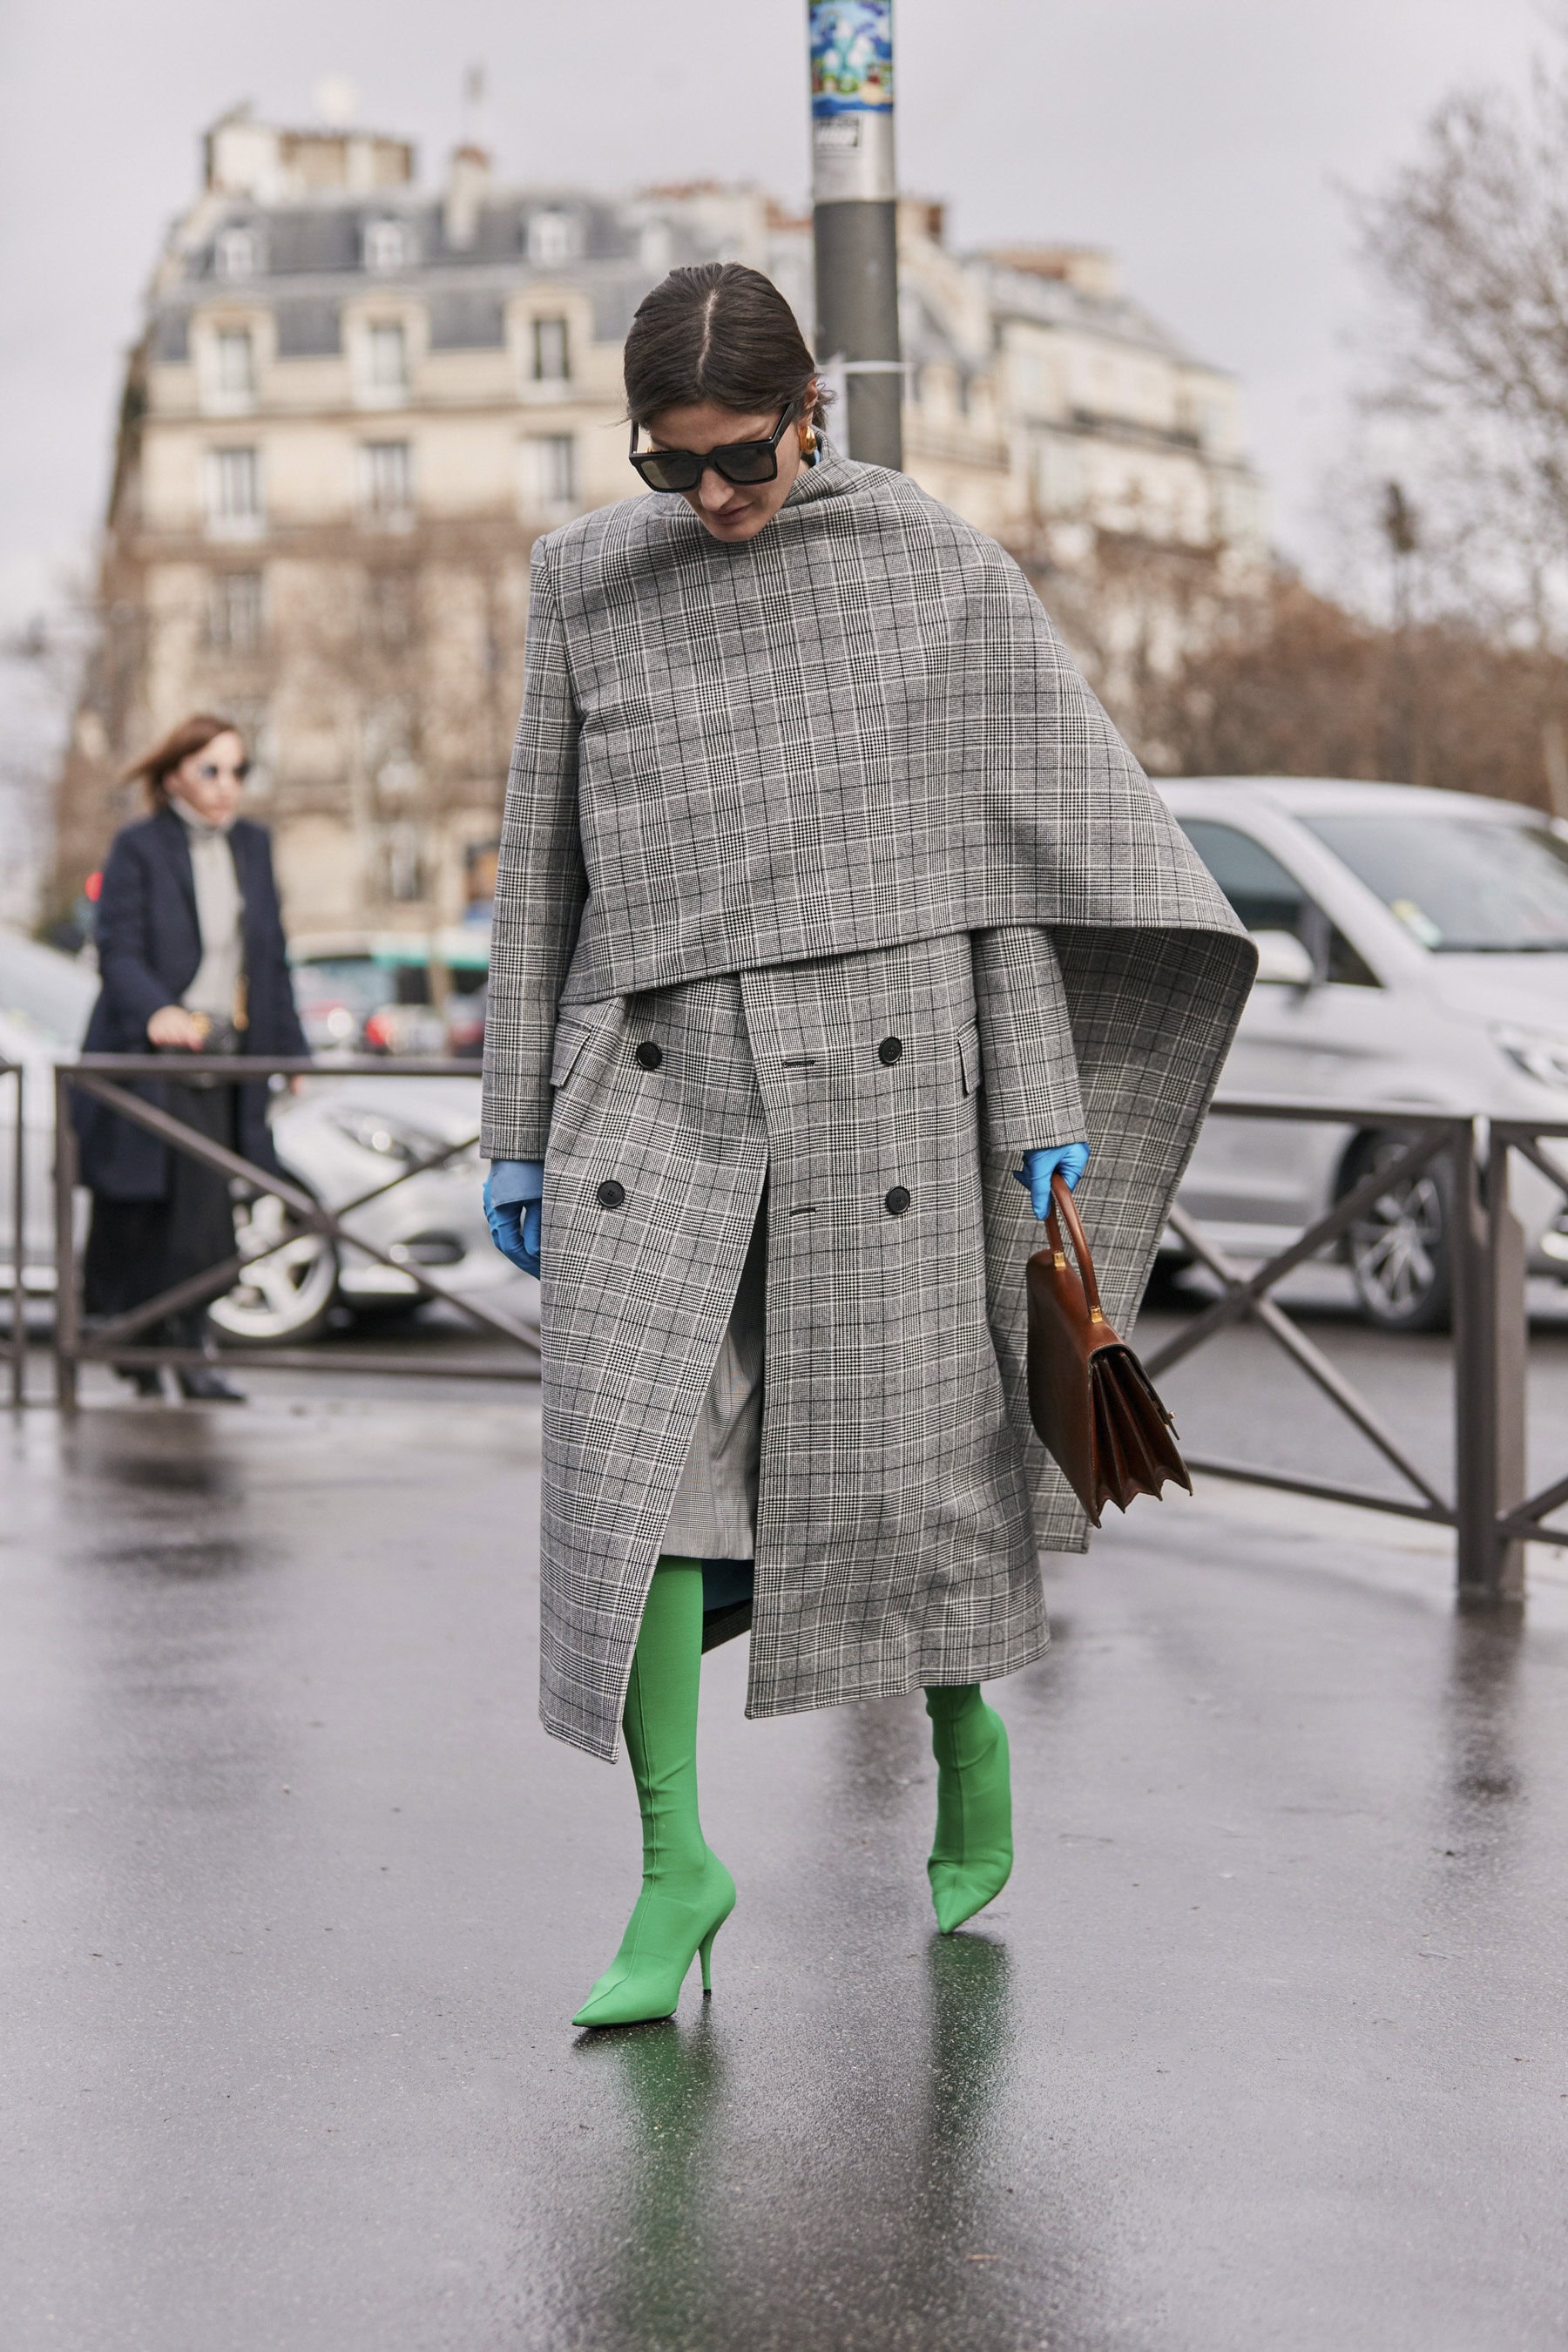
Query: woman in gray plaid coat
482 265 1254 2027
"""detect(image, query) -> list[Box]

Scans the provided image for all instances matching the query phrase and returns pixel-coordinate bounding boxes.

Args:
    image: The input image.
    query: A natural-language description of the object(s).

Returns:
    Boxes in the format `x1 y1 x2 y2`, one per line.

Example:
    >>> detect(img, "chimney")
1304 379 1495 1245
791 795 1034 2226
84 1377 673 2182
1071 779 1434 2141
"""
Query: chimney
444 145 491 250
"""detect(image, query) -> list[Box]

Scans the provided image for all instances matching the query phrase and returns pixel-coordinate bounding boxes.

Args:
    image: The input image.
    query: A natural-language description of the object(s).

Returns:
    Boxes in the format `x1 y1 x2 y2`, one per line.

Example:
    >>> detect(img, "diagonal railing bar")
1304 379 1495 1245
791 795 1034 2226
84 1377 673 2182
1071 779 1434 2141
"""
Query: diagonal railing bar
1500 1465 1568 1535
1141 1126 1450 1380
1179 1455 1454 1524
1159 1200 1450 1511
332 1127 480 1216
89 1128 490 1347
66 1072 530 1348
1504 1134 1568 1205
88 1249 249 1347
72 1072 326 1216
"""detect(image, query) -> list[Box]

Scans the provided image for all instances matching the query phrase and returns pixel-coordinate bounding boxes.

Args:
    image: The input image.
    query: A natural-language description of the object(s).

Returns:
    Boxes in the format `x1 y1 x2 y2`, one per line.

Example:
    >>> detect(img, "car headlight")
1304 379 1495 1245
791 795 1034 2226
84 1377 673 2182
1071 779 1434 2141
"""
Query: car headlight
1494 1024 1568 1092
324 1107 439 1163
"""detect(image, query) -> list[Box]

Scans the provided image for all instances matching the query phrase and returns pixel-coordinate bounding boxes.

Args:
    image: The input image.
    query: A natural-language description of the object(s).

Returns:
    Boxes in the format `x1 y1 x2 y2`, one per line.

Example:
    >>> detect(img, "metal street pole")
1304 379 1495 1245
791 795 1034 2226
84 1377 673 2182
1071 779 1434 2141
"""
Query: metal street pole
809 2 903 470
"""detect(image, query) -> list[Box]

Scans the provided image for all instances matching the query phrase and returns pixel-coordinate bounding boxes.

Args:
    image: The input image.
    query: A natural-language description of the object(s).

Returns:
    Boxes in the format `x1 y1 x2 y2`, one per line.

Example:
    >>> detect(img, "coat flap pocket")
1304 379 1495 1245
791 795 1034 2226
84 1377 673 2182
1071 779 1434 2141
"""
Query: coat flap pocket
550 1014 598 1090
958 1021 983 1097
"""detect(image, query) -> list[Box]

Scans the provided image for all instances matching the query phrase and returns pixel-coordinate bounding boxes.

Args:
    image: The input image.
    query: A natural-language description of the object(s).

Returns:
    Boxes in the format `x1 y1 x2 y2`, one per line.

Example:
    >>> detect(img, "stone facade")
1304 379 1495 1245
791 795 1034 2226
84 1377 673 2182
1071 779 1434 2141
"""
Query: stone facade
56 108 1264 939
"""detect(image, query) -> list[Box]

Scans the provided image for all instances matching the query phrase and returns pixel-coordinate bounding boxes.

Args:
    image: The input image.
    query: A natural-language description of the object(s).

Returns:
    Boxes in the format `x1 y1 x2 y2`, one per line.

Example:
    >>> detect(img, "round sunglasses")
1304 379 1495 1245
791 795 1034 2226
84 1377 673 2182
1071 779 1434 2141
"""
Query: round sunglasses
629 408 793 494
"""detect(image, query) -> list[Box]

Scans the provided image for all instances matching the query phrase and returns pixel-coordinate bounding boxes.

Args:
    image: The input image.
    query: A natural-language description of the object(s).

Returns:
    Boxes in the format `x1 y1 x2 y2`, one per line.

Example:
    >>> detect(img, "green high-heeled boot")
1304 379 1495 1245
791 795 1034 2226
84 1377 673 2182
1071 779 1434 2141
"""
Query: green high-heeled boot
924 1684 1013 1935
573 1558 735 2029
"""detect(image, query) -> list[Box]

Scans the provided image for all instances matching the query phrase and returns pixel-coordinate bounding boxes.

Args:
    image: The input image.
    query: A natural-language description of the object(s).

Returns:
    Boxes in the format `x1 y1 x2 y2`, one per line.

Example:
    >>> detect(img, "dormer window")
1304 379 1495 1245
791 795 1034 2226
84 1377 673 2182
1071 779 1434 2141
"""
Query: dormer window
215 226 261 281
527 210 576 267
531 317 570 384
364 218 415 275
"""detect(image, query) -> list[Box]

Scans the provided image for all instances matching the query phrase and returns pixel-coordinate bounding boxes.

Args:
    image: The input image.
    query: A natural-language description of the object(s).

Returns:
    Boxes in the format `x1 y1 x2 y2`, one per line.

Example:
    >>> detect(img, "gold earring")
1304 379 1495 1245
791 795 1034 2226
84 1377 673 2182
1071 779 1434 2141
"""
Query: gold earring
801 422 817 455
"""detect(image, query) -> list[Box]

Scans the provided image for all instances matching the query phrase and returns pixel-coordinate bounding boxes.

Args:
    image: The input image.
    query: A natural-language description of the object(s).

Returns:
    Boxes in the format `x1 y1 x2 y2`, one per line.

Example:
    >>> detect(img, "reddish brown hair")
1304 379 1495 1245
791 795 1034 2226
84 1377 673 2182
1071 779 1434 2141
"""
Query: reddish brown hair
123 712 244 810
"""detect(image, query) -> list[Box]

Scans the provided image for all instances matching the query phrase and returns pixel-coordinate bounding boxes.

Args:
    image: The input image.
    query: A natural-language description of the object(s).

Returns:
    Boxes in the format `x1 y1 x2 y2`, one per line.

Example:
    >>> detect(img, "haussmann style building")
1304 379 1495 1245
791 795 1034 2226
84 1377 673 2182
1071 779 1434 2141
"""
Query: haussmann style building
54 107 1265 956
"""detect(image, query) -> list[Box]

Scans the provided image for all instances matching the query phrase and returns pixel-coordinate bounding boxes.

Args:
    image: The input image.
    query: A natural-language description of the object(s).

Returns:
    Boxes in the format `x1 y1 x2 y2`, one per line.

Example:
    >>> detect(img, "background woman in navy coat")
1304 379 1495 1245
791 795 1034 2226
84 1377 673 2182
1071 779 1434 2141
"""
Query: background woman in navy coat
77 713 308 1399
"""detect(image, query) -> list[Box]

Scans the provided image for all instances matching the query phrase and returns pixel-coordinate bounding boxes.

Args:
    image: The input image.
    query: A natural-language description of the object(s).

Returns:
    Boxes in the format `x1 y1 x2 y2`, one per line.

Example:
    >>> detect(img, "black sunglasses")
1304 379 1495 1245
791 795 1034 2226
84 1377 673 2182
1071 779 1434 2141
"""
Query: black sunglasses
196 759 250 781
629 408 793 493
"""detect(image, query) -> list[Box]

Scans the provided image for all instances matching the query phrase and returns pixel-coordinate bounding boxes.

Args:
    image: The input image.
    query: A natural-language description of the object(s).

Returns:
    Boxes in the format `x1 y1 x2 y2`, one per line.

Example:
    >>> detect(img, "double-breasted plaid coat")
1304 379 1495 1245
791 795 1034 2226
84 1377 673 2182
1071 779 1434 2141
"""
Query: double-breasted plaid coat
483 449 1254 1761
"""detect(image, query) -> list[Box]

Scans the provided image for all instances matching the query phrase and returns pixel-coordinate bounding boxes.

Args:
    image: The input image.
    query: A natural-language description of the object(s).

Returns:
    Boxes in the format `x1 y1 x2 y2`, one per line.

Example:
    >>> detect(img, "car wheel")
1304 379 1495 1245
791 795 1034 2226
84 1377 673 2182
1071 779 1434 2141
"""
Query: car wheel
209 1189 339 1348
1345 1136 1453 1334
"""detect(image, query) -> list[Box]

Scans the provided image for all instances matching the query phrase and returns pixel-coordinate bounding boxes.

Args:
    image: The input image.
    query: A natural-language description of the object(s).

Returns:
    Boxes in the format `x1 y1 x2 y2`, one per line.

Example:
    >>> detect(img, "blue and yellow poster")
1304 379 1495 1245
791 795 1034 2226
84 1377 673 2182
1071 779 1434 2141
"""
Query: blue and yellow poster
809 3 894 116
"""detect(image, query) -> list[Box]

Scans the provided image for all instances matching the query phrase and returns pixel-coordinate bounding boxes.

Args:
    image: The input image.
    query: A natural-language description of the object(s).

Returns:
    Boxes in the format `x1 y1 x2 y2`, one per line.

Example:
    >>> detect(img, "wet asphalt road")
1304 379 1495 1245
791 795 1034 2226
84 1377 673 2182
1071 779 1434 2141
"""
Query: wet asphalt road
4 1350 1568 2351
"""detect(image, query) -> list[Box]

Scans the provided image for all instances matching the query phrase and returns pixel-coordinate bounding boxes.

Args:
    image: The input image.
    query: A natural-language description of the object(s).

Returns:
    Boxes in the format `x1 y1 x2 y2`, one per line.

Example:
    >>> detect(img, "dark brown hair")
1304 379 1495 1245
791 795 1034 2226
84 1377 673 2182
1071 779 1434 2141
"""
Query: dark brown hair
624 263 828 431
123 712 243 810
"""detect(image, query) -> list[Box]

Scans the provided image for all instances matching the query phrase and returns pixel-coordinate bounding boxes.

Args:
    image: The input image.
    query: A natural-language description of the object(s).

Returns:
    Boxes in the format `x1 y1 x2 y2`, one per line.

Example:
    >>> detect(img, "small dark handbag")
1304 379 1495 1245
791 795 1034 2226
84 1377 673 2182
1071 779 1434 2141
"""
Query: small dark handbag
1026 1173 1193 1527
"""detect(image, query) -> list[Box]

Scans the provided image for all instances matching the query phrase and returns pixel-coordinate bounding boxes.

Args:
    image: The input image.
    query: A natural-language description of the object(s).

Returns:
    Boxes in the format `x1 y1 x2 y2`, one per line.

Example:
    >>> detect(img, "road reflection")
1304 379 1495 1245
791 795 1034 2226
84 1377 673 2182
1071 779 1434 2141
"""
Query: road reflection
573 2009 728 2345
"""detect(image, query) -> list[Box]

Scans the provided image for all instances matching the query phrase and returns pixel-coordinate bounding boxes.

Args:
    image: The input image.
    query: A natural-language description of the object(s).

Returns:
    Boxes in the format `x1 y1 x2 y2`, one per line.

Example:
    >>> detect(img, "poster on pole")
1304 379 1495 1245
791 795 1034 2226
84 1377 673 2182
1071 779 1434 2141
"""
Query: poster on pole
809 3 894 115
809 2 896 201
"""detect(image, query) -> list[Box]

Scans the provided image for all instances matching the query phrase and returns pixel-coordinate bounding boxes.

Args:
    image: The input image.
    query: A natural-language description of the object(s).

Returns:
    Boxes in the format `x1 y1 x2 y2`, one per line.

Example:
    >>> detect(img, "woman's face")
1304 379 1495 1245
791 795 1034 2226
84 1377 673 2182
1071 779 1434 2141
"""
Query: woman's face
169 731 247 826
645 397 814 544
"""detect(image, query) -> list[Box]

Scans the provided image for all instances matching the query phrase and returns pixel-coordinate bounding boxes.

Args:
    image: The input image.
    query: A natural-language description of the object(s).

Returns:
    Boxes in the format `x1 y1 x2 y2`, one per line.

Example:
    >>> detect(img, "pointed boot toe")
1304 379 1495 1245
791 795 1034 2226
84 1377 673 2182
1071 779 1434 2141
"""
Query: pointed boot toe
927 1852 1013 1935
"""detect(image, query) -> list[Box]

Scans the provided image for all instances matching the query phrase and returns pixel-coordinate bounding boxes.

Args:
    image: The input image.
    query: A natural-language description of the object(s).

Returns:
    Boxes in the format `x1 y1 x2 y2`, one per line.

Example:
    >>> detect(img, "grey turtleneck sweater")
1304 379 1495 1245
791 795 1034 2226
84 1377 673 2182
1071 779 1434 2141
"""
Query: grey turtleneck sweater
170 795 244 1024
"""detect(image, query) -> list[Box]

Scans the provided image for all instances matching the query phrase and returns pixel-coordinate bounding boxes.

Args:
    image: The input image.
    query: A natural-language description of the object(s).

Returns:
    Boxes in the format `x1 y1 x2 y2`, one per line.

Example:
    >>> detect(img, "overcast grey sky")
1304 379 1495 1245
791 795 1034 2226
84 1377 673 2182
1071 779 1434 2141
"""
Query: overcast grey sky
0 0 1551 638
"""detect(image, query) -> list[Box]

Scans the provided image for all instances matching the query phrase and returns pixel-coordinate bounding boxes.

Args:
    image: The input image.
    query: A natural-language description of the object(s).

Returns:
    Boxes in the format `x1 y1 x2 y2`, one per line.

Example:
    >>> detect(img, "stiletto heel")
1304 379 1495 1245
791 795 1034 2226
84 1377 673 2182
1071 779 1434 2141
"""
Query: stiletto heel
699 1920 720 1994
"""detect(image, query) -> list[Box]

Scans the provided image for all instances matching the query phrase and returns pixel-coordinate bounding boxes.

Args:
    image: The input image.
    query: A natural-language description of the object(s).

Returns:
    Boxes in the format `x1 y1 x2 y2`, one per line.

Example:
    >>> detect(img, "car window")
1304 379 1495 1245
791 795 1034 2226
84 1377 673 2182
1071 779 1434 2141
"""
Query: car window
1178 821 1380 987
1298 811 1568 952
0 929 98 1045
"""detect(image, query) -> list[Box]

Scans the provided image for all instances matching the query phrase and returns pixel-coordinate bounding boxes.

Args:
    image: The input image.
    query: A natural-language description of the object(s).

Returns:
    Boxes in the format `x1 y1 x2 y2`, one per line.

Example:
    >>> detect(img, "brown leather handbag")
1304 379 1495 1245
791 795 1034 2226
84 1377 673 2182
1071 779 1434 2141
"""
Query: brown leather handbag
1026 1173 1193 1526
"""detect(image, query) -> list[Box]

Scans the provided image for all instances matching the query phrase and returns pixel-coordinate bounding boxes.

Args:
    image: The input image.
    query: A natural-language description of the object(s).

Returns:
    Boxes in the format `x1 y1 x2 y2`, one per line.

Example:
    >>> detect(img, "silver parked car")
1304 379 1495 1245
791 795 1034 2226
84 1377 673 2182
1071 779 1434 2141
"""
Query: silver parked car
1159 779 1568 1328
210 1071 534 1345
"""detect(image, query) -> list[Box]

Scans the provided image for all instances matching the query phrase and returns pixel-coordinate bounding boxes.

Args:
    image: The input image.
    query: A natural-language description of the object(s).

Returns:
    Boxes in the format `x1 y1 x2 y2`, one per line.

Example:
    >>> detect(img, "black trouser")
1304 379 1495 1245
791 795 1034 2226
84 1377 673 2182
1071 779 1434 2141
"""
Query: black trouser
84 1078 238 1349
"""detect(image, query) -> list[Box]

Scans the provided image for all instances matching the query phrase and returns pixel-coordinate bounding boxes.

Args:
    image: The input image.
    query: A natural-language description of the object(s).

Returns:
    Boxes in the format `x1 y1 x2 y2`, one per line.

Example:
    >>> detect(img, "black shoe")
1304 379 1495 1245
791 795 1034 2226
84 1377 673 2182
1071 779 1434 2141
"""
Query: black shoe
118 1366 166 1399
177 1363 247 1403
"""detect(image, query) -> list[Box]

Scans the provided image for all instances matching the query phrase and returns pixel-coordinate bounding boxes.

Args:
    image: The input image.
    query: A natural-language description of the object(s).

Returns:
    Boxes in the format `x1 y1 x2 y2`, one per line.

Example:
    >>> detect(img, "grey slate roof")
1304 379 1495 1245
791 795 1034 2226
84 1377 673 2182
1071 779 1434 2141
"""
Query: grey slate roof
150 191 729 357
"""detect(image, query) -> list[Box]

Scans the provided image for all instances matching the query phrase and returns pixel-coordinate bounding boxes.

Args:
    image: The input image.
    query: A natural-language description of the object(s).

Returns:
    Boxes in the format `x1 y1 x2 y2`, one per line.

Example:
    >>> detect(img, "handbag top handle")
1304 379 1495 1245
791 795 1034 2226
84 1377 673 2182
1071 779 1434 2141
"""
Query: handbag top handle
1044 1172 1106 1326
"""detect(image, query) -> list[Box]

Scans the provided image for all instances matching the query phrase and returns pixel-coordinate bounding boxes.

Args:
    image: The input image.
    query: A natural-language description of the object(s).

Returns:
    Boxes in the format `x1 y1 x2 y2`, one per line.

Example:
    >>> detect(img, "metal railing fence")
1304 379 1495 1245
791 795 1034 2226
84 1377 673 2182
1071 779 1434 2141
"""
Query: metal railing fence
51 1055 538 1406
1140 1098 1567 1603
17 1065 1568 1610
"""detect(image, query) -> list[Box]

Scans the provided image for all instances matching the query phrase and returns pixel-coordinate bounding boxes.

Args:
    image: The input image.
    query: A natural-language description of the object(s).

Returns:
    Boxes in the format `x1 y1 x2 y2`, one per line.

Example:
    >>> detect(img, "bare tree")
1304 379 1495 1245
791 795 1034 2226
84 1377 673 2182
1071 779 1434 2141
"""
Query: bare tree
1141 574 1568 814
1354 45 1568 639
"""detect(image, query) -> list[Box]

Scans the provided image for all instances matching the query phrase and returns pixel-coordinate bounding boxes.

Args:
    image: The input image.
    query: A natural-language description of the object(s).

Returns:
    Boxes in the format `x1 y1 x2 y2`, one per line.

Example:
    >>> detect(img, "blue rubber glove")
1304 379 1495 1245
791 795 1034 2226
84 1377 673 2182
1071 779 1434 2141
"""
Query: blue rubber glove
484 1159 544 1277
1015 1141 1091 1219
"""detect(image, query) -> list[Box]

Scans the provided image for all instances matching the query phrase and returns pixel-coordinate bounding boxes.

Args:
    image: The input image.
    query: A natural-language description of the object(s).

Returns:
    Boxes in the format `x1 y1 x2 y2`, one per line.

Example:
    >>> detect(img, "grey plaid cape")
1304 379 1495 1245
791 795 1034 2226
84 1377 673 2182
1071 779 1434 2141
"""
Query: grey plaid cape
483 449 1254 1760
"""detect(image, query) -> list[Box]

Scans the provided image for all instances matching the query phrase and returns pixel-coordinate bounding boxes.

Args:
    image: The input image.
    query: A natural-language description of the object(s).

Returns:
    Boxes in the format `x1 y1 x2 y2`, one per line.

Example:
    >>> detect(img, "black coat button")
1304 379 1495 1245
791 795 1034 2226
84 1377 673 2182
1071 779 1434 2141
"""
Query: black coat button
884 1186 911 1216
877 1036 903 1065
597 1179 626 1209
634 1041 663 1070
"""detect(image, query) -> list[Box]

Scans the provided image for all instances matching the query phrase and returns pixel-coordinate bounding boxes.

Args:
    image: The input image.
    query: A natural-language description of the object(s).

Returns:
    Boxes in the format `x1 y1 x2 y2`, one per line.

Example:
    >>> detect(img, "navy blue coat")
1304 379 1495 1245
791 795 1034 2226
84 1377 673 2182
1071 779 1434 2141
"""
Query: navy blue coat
76 807 309 1199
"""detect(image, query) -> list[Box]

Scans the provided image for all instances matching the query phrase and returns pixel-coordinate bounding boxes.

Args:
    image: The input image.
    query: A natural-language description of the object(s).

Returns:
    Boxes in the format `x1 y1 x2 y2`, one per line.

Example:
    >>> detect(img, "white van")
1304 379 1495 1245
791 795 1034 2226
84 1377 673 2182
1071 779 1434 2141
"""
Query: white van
1161 779 1568 1328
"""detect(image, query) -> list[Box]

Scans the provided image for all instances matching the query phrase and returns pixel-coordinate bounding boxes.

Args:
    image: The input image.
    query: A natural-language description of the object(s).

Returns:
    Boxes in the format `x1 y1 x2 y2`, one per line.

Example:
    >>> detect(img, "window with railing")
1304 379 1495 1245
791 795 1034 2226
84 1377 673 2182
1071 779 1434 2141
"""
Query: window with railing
531 316 570 383
367 322 409 393
207 571 265 653
360 441 415 526
521 435 577 516
213 329 255 397
206 447 263 537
